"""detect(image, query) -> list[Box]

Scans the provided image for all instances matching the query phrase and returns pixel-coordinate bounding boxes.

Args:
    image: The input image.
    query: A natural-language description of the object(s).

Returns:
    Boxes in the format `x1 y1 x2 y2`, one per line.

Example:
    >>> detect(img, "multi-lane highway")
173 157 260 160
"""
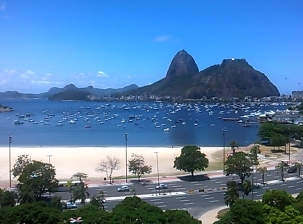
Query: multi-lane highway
55 169 303 218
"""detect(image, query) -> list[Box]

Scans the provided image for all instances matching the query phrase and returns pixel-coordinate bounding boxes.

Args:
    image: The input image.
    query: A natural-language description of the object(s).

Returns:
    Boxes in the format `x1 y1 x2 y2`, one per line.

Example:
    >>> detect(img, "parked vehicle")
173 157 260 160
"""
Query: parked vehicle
155 183 168 190
288 166 297 173
63 201 77 209
117 185 130 192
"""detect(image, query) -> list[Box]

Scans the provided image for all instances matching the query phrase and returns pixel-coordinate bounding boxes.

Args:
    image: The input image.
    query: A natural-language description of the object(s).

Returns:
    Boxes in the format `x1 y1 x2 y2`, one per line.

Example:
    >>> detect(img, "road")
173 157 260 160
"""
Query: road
55 169 303 219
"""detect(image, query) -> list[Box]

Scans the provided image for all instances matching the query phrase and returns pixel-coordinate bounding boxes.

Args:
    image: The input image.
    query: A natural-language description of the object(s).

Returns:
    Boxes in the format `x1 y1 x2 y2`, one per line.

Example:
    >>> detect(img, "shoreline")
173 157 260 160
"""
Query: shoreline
0 146 222 182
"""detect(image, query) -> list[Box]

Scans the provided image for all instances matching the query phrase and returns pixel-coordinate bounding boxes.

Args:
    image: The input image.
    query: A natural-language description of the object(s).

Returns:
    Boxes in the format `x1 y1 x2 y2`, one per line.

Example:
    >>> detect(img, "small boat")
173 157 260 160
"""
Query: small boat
69 120 76 124
164 128 169 132
13 120 24 125
85 125 91 128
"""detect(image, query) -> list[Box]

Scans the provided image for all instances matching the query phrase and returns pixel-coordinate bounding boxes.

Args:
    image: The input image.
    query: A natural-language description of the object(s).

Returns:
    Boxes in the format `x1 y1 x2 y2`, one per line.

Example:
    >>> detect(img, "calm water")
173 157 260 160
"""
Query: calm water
0 99 286 147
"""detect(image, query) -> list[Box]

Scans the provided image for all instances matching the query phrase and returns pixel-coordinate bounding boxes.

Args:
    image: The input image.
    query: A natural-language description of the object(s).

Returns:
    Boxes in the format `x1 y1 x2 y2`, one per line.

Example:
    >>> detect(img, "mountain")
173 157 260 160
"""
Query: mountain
165 49 199 78
0 84 139 99
47 84 139 101
126 50 280 99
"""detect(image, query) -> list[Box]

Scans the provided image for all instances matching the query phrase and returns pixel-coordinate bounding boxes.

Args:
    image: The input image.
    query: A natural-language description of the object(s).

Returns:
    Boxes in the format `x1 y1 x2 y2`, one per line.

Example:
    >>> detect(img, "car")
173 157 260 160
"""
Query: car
288 166 297 173
63 201 77 209
117 185 130 192
155 183 168 190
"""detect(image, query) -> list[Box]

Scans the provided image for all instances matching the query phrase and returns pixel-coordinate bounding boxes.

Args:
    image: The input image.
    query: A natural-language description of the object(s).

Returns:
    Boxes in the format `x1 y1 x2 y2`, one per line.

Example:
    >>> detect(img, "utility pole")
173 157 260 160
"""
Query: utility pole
47 155 53 164
125 133 128 183
222 128 227 172
9 134 12 188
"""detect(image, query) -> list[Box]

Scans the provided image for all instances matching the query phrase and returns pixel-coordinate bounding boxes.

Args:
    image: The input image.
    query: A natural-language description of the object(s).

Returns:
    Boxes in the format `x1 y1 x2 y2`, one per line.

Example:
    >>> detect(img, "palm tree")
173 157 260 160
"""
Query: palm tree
224 181 239 207
73 182 90 206
242 180 252 199
294 161 303 178
229 141 239 155
257 167 267 185
65 180 74 202
276 162 286 182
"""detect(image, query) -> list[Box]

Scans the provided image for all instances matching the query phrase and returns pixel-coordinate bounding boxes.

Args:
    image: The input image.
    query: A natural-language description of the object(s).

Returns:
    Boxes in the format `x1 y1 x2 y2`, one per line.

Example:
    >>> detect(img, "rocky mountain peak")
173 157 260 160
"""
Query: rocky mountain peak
165 49 199 78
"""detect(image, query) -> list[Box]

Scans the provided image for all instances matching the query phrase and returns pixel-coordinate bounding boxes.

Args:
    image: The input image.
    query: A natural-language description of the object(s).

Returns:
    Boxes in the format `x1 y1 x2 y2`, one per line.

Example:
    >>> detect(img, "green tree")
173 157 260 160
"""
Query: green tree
128 154 152 181
229 141 239 154
227 199 265 224
250 144 261 154
224 151 252 183
65 180 74 202
17 160 58 203
262 189 294 211
96 156 120 184
242 180 252 199
173 145 209 177
11 154 32 178
276 162 286 182
90 190 106 210
71 172 89 206
294 161 303 178
224 181 239 207
0 188 16 207
257 167 267 184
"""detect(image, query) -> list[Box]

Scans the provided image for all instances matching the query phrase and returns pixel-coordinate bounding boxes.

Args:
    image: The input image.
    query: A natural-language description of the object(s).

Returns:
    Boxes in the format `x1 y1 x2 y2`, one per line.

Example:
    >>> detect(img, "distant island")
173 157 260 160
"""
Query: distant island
0 50 280 101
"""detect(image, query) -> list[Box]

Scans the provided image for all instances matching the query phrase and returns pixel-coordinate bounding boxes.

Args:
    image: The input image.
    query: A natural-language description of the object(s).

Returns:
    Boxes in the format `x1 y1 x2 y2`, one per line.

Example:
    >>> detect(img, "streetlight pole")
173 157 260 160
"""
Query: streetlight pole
125 133 128 183
9 134 12 188
288 124 291 163
222 128 227 172
154 152 160 185
47 155 53 164
251 168 254 201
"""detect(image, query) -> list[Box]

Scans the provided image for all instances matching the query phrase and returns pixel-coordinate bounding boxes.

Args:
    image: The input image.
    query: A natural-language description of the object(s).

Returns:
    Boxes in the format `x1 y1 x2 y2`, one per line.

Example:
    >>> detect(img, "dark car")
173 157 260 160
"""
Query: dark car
288 166 297 173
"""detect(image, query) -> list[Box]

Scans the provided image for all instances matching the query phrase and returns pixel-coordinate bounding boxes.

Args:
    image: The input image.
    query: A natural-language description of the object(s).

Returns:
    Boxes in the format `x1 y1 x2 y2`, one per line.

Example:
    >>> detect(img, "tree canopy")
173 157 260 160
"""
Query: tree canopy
173 145 209 176
17 160 58 203
224 151 253 183
128 154 152 181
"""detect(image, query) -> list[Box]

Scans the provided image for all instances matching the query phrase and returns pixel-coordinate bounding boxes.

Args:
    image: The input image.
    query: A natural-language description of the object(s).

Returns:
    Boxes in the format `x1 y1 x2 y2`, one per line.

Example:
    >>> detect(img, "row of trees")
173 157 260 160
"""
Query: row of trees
216 189 303 224
0 196 202 224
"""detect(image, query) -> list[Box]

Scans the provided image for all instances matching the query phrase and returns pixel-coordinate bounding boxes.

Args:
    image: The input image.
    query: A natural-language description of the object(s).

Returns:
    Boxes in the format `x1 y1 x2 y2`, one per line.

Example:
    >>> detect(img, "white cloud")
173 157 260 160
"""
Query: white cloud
97 71 109 77
20 70 35 79
154 35 171 42
3 69 17 75
31 80 61 85
0 2 6 11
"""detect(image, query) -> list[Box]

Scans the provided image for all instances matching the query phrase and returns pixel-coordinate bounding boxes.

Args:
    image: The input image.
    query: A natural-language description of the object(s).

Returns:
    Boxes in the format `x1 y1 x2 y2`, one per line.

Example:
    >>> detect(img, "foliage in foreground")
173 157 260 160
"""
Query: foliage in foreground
0 196 201 224
215 189 303 224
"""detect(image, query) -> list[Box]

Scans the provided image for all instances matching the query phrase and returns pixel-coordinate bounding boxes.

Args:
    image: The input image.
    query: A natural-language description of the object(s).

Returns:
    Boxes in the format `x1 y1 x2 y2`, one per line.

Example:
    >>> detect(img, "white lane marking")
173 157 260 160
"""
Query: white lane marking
209 200 219 203
184 202 194 205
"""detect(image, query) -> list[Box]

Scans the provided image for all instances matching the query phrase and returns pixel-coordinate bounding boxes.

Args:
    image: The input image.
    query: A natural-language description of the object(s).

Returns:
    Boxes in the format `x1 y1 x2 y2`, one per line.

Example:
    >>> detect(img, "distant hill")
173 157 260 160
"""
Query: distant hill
0 84 139 99
125 50 280 99
46 84 139 100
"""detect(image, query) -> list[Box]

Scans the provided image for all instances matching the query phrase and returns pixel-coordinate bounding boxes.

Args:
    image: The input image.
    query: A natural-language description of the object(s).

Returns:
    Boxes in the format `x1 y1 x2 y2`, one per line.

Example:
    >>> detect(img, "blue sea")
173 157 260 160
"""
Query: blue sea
0 99 287 147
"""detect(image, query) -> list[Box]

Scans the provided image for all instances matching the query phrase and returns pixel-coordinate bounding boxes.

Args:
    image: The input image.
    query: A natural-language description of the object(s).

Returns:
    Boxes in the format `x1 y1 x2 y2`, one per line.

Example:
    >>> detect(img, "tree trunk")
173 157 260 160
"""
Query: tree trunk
191 171 194 177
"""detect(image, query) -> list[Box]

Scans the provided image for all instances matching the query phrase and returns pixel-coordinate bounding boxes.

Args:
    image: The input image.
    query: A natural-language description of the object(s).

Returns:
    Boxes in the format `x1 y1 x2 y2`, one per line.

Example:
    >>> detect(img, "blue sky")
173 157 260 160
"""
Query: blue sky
0 1 302 94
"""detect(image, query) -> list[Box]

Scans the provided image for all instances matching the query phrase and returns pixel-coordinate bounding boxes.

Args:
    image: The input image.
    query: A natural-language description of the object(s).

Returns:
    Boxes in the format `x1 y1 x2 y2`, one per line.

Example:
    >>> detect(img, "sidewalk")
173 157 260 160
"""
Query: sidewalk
199 206 226 224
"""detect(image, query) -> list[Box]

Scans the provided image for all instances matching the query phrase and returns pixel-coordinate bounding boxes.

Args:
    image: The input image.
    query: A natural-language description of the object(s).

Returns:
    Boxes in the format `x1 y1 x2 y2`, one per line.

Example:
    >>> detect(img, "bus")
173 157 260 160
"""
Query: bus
55 180 82 192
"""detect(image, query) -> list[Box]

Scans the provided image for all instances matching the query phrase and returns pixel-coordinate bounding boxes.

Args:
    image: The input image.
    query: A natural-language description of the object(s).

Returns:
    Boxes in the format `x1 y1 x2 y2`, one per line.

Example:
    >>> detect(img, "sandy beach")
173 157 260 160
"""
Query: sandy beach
0 146 218 182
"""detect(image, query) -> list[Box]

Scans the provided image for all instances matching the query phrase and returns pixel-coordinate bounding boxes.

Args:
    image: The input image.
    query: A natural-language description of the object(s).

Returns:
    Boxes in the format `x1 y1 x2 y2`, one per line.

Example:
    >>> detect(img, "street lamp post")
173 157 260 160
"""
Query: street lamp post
47 155 53 164
288 124 291 163
125 133 128 183
251 167 255 200
9 134 12 188
154 152 160 185
155 152 160 195
222 128 227 172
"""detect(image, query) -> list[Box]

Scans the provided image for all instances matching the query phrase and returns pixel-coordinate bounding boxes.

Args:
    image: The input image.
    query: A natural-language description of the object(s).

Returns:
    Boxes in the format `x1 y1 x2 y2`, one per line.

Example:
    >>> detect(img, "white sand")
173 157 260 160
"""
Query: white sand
0 146 219 181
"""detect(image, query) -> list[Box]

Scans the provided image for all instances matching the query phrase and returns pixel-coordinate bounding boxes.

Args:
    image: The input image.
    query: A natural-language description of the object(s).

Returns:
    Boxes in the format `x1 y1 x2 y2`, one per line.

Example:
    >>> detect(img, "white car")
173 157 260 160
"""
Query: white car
117 185 130 192
63 201 77 209
155 183 168 190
